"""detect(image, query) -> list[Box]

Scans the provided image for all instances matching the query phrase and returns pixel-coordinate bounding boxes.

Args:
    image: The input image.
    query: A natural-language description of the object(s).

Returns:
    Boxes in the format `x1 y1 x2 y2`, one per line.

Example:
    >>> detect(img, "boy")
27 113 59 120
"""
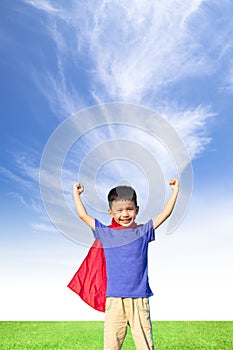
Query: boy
73 179 179 350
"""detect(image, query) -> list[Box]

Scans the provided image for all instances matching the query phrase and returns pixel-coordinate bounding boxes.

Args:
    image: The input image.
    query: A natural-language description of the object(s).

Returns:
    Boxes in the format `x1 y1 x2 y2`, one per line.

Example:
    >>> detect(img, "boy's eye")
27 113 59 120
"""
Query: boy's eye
117 208 134 212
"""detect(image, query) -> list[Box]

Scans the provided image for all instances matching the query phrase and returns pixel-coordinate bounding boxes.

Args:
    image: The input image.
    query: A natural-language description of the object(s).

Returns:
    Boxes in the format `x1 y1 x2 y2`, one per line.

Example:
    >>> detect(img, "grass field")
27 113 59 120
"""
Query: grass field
0 321 232 349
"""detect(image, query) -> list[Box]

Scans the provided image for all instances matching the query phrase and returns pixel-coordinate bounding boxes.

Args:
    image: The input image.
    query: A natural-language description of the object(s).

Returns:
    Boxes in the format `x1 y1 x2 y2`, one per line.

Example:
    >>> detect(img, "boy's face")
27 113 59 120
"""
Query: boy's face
108 199 139 228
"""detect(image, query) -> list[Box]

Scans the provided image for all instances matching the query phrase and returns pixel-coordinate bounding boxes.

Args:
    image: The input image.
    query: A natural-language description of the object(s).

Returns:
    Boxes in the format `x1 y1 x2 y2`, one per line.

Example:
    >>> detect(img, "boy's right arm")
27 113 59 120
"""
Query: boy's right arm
73 183 95 230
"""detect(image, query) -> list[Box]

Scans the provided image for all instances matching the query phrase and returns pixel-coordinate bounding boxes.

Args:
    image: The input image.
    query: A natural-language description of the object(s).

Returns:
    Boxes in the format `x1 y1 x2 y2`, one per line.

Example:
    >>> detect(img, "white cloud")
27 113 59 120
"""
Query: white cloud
23 0 233 107
0 166 32 188
31 222 58 233
158 104 215 159
22 0 222 158
15 154 39 183
0 151 43 214
87 0 206 102
1 150 40 186
23 0 60 13
222 62 233 94
32 66 85 119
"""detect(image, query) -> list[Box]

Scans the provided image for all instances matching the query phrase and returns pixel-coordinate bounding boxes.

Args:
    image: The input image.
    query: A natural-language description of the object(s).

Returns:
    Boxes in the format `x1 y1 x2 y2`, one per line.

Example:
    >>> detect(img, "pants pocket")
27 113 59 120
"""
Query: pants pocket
105 297 114 312
135 297 150 313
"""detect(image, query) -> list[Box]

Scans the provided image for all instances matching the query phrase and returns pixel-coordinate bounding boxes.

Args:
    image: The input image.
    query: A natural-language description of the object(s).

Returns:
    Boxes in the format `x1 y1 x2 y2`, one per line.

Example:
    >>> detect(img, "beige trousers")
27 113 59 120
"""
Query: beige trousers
104 297 154 350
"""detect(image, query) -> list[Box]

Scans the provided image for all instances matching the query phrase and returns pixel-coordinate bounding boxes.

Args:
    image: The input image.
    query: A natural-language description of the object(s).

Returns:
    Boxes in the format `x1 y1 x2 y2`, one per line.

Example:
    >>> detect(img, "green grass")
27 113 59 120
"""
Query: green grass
0 321 232 350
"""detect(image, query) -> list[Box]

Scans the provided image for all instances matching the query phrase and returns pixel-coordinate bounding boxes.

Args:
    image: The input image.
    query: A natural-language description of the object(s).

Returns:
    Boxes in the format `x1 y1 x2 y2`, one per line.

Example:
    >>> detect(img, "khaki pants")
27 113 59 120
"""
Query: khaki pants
104 297 154 350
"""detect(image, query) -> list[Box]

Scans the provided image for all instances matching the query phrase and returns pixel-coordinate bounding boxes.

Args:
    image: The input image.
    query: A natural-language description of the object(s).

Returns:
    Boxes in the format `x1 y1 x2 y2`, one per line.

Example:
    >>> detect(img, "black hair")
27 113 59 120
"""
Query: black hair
107 185 138 209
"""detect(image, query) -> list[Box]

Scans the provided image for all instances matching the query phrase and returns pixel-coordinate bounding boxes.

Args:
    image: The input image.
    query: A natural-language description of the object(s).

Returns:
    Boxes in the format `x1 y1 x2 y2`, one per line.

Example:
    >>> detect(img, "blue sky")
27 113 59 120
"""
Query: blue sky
0 0 233 320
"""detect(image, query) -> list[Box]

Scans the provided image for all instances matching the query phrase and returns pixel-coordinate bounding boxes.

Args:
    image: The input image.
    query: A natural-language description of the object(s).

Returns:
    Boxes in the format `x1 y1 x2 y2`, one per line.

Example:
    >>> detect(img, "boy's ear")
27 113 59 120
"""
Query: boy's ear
108 208 113 218
136 206 139 215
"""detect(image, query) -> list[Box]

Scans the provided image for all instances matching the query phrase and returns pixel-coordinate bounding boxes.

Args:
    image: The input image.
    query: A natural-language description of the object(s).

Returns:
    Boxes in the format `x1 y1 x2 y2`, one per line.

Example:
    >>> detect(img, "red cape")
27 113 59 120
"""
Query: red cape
67 219 122 312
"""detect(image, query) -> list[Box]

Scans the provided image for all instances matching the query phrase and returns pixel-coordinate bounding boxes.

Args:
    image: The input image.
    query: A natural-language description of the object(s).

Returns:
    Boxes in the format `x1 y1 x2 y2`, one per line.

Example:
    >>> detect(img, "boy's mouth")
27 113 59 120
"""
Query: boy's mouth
120 219 132 225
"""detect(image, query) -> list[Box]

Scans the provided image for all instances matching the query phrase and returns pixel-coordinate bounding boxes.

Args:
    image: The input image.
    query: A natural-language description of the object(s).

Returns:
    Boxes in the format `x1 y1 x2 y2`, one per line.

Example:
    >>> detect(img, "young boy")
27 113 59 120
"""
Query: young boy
73 179 179 350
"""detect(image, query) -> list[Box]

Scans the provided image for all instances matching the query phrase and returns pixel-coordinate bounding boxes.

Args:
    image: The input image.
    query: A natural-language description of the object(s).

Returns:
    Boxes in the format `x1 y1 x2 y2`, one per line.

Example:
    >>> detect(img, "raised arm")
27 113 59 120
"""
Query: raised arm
152 178 179 230
73 183 95 230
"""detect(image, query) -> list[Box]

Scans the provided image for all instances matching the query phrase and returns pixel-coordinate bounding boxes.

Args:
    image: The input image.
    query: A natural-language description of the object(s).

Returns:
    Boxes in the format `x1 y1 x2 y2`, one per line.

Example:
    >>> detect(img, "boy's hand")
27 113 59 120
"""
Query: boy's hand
73 183 84 195
169 178 179 192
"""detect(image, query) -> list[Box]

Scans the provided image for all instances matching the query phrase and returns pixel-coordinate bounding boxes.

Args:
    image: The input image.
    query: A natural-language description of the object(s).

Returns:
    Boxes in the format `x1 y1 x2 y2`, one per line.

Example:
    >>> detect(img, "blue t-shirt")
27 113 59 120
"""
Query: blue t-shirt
93 219 155 298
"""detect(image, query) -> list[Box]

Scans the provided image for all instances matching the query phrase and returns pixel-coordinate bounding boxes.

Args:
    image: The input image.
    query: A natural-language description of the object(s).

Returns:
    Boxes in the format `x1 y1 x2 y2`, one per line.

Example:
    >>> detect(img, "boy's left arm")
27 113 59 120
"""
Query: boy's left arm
152 178 179 230
73 183 95 230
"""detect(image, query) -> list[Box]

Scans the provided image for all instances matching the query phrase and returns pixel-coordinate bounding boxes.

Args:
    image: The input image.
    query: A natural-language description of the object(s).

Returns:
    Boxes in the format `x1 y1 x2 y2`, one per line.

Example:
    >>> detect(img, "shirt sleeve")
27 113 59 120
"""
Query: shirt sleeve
144 219 155 242
92 219 107 240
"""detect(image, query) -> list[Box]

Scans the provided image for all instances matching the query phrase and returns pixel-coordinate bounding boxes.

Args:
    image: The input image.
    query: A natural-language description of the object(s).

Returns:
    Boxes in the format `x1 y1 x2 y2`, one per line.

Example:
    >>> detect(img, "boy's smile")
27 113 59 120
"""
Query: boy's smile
108 199 139 228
